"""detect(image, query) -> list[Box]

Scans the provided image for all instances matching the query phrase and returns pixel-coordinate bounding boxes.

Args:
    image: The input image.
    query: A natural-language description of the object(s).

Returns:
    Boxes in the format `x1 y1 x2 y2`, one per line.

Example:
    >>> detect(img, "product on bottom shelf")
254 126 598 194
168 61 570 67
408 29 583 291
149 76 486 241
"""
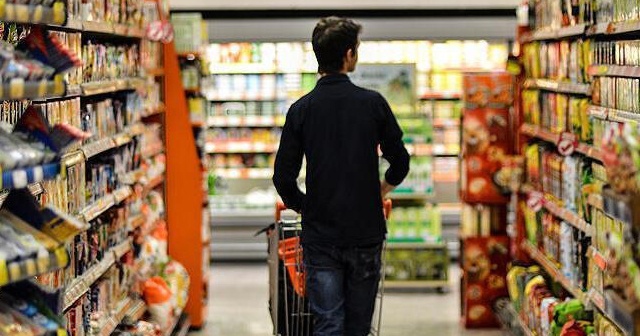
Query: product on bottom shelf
507 266 595 335
384 246 448 282
461 236 510 328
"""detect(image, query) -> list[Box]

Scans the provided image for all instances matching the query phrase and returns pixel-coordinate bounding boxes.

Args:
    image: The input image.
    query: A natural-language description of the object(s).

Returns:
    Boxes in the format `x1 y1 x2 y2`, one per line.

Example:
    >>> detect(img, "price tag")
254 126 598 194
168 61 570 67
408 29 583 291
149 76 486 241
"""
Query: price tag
557 132 578 156
527 191 544 212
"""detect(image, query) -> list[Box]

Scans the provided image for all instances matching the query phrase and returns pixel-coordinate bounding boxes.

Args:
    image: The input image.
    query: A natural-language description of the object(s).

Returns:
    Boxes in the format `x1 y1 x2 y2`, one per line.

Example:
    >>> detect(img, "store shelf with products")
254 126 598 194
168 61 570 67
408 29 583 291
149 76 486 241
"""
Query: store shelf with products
519 123 603 161
521 241 587 303
63 239 132 311
522 78 591 95
520 23 588 42
510 2 640 333
0 3 203 335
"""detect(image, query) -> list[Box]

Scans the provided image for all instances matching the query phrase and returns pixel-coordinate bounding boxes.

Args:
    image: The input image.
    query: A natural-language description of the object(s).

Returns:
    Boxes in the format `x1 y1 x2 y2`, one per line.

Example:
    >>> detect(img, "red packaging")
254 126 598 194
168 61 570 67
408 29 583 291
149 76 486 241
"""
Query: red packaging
460 107 512 204
462 236 511 328
463 72 513 109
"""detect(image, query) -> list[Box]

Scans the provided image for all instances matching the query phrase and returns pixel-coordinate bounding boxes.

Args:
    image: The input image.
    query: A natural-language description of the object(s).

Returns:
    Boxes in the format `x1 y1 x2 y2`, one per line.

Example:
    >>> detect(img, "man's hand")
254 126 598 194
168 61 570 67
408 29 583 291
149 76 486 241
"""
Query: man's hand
380 180 395 199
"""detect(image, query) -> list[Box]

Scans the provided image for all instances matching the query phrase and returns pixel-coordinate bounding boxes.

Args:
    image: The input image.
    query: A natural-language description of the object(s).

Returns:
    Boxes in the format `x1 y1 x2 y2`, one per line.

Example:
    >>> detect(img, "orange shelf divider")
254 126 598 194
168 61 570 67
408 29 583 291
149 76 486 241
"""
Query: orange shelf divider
163 42 206 328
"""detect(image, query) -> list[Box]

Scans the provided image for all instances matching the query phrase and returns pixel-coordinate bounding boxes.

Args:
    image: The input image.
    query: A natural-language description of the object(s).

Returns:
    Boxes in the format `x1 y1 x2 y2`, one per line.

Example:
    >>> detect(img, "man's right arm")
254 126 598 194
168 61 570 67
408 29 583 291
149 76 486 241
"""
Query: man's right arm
378 95 410 193
272 108 305 212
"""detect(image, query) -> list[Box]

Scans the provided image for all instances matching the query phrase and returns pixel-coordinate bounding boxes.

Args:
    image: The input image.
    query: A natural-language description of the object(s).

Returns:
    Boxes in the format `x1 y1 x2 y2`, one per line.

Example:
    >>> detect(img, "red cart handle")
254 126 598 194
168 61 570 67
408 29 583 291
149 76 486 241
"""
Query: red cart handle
383 199 392 220
275 201 287 221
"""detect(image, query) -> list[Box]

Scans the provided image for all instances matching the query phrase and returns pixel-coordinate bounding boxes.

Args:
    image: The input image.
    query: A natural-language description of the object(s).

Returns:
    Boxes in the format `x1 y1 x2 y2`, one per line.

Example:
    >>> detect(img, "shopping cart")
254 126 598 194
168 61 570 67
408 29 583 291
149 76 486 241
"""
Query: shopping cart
265 200 392 336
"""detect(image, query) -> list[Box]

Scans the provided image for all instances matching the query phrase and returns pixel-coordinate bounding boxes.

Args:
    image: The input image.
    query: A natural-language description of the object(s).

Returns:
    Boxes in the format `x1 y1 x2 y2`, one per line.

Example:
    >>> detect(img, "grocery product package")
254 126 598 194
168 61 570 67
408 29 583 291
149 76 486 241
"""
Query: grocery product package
461 236 510 328
460 107 512 204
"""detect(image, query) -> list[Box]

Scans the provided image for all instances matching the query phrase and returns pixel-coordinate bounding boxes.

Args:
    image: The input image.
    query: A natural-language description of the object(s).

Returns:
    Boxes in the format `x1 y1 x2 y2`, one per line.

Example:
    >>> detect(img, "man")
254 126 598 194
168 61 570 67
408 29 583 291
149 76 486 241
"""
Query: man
272 16 410 336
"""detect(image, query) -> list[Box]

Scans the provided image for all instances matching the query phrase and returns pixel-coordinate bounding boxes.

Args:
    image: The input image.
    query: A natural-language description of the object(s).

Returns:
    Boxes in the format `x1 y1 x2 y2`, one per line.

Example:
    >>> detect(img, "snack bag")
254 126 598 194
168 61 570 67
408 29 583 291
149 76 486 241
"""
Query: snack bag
162 260 190 311
143 276 173 330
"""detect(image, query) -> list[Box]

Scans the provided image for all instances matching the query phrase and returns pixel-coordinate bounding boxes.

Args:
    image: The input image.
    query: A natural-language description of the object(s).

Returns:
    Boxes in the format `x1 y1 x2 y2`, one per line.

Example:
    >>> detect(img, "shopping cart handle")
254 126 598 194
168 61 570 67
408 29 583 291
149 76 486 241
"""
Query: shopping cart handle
275 201 287 221
383 199 392 220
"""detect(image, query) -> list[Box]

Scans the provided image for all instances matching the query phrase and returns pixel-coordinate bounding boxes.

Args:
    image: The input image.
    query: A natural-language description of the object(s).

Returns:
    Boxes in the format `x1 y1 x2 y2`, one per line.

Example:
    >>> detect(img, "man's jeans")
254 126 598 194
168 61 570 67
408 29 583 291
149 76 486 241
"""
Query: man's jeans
303 242 382 336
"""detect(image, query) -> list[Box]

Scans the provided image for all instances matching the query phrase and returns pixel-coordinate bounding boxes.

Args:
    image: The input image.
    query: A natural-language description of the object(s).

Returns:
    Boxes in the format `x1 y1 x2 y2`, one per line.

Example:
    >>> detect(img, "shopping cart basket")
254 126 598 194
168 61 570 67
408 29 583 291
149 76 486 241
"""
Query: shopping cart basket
264 200 392 336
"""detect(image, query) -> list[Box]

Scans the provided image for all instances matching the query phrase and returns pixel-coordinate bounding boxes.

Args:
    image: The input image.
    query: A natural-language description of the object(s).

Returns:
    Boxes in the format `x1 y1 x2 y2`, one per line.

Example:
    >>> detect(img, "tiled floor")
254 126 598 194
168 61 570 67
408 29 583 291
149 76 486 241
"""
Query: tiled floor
189 263 504 336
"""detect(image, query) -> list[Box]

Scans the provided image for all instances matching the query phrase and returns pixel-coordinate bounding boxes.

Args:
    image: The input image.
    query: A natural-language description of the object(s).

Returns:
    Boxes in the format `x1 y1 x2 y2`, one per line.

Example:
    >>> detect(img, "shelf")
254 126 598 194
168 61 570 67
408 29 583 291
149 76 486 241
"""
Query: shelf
521 241 587 303
383 280 449 289
0 2 66 25
210 63 278 74
144 68 165 77
61 150 85 167
63 21 145 38
143 175 165 194
205 141 278 154
96 297 133 336
205 94 286 102
587 105 640 124
81 123 146 159
587 20 640 36
142 105 166 118
81 185 133 222
63 239 132 311
82 137 117 159
521 23 587 42
388 193 434 200
128 213 146 230
124 299 147 321
432 119 461 128
405 143 459 156
386 242 447 249
520 183 593 235
215 168 272 179
207 115 285 127
81 193 115 222
113 186 133 203
0 246 68 287
1 162 60 190
543 199 593 236
523 78 591 95
587 193 604 211
519 124 603 161
0 77 66 100
588 64 640 78
419 91 461 100
81 78 144 96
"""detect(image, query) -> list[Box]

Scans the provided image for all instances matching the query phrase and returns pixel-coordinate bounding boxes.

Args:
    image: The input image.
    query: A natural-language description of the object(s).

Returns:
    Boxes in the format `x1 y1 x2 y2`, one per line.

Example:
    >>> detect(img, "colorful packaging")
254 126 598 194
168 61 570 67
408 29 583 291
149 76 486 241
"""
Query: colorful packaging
460 107 511 204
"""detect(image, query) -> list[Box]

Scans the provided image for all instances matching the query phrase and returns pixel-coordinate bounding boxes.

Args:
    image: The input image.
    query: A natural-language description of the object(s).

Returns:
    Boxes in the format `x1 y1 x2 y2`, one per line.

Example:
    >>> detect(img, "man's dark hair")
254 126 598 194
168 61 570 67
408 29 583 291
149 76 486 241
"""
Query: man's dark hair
312 17 362 74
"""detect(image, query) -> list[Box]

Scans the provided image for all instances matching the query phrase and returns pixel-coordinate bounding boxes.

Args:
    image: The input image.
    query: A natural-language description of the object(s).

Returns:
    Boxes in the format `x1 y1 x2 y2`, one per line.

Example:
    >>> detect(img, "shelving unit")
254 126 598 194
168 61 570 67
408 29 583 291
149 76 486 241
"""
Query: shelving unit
512 4 640 333
0 1 199 334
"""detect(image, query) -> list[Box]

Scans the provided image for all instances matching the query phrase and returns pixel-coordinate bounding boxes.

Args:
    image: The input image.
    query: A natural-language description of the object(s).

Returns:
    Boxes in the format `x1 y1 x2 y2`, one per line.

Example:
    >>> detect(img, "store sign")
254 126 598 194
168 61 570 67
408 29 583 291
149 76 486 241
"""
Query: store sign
147 20 174 43
557 132 577 156
350 64 416 115
527 191 544 212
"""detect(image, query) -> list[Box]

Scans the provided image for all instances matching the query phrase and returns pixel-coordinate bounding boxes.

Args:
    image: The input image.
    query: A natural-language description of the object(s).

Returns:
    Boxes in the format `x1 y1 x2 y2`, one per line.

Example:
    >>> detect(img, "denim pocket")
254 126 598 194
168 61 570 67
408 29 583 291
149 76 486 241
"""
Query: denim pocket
353 244 382 281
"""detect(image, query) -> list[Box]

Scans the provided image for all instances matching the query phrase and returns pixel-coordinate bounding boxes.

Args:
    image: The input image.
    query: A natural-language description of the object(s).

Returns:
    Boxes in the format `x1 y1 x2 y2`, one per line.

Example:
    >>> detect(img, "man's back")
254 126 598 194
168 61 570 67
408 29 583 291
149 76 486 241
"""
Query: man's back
273 73 409 247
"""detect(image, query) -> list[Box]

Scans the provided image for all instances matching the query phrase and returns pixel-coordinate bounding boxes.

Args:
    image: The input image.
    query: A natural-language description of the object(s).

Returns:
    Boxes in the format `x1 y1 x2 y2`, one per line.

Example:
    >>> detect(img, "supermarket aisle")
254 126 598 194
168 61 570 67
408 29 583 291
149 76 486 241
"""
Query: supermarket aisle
188 263 503 336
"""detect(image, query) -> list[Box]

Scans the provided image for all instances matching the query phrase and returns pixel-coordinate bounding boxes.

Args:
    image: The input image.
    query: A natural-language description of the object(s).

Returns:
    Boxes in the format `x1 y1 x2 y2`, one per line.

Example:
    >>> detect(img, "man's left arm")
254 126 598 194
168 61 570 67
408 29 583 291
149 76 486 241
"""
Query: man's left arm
272 110 305 212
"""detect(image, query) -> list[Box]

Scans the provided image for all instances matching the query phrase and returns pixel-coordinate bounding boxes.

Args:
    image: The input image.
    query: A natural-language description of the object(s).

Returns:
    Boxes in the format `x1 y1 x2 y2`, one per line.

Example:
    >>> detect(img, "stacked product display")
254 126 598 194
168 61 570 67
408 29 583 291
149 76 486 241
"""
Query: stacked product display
204 39 508 260
495 1 640 334
460 72 514 328
0 0 205 334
